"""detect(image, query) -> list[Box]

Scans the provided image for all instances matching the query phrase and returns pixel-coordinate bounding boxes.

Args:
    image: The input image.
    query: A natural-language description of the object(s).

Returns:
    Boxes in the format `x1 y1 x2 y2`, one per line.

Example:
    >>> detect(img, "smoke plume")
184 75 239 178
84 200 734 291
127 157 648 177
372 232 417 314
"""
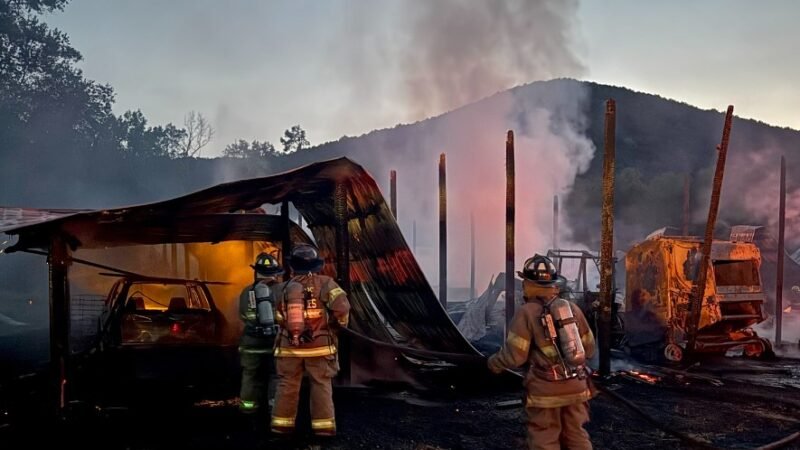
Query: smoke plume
328 0 592 291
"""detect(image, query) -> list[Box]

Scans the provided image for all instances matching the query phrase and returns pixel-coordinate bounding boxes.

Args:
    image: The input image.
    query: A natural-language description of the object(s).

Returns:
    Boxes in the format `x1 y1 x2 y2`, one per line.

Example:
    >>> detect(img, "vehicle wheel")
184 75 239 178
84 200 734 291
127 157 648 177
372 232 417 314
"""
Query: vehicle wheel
757 337 776 360
663 343 684 362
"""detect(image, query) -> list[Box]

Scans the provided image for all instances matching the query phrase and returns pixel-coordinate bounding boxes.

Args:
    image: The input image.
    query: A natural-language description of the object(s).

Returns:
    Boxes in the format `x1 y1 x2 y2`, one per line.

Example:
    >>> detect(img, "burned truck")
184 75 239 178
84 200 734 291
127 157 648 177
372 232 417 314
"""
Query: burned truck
625 227 770 362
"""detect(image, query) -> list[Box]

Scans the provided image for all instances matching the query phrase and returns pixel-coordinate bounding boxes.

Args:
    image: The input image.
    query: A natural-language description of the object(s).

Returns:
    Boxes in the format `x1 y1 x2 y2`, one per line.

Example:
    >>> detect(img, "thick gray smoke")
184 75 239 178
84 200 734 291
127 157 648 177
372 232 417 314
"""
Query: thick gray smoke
323 0 593 291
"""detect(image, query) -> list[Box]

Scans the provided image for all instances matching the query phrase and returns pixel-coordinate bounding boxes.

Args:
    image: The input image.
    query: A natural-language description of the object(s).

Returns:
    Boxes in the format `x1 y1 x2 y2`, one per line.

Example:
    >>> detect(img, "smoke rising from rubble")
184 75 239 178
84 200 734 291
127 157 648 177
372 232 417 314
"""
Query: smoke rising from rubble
329 0 592 290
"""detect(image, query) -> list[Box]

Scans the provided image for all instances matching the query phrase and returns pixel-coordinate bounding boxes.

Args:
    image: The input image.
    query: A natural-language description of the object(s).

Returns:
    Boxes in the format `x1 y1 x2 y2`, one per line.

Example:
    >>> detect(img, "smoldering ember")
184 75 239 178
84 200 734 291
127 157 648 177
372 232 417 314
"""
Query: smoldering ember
3 2 800 450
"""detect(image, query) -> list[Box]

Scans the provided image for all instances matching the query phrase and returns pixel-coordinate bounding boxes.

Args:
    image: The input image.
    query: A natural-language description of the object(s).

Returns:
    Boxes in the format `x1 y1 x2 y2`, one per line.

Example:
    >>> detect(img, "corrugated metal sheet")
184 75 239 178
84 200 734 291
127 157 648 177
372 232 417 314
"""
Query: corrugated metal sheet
1 158 487 386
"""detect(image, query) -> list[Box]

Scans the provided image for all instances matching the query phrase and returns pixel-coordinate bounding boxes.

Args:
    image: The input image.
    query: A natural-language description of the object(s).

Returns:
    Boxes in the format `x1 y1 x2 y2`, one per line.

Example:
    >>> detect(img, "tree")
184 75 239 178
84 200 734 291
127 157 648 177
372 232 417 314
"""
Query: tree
279 125 310 153
223 139 277 159
0 0 118 155
117 110 186 158
176 111 214 157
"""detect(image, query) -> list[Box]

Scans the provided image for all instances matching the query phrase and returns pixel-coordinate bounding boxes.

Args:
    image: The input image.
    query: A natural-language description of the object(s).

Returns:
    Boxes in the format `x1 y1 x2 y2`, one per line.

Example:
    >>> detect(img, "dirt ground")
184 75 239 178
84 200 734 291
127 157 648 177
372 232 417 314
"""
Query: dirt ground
3 356 800 450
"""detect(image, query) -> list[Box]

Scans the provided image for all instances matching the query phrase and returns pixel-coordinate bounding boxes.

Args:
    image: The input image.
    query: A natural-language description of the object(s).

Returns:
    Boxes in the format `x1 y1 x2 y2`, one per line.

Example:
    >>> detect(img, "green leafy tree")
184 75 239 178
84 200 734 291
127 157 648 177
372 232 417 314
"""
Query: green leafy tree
0 0 118 154
279 125 310 153
223 139 277 159
117 110 186 158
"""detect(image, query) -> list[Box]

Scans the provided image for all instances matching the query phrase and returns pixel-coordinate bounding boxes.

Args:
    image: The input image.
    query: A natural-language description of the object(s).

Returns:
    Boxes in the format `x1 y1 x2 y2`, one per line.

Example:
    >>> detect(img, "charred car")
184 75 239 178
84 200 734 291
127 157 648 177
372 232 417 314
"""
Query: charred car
99 274 229 348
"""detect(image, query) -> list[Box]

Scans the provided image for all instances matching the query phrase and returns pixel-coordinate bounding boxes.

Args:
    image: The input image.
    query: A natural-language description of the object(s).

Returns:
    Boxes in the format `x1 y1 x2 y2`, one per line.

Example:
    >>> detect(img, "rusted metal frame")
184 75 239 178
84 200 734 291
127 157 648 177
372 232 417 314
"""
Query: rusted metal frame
505 131 515 328
776 155 786 346
439 153 447 307
686 105 734 355
48 234 71 417
599 99 617 376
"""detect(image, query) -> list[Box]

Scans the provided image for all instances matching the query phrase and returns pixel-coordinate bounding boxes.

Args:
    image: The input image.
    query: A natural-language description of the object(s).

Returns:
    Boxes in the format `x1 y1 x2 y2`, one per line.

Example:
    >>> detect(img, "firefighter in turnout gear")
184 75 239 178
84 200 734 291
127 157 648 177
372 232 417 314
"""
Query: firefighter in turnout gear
238 252 283 416
488 254 596 450
270 244 350 437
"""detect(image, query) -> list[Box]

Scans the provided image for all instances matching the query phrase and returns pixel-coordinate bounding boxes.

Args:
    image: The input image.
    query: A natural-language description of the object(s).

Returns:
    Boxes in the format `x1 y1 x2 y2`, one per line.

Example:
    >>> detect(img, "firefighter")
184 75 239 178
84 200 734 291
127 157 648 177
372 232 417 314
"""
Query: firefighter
238 252 283 418
271 244 350 437
488 254 596 450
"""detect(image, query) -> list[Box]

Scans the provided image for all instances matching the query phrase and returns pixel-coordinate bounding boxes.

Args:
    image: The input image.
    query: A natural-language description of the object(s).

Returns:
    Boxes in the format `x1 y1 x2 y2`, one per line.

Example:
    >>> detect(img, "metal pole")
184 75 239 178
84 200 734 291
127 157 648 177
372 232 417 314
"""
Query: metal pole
682 175 691 236
334 182 351 383
686 105 734 355
599 99 617 376
390 170 398 219
439 153 448 307
281 201 291 281
505 130 515 329
470 211 476 300
48 235 71 417
776 155 786 347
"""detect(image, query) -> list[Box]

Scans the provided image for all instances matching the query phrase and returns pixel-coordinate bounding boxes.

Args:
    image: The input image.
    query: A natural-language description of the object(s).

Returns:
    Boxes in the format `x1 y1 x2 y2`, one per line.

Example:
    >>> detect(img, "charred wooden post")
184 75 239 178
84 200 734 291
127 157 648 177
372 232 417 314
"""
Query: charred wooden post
599 99 617 376
682 175 691 235
506 130 515 329
439 153 448 307
390 170 398 219
686 105 734 355
470 211 476 300
776 155 786 347
48 235 71 416
333 181 351 383
171 243 178 277
553 195 559 250
281 201 291 282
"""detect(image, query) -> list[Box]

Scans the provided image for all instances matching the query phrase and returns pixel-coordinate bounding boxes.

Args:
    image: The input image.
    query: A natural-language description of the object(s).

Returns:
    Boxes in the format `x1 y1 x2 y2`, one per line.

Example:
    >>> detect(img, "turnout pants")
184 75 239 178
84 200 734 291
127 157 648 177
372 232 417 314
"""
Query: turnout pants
526 402 591 450
239 348 275 414
271 355 339 436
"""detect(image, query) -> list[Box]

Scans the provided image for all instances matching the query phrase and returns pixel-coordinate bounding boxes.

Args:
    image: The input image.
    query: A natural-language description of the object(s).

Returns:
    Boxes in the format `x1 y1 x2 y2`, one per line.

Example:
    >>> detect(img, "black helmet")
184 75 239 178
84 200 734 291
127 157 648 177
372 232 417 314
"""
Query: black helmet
252 252 283 276
289 244 323 273
518 254 558 285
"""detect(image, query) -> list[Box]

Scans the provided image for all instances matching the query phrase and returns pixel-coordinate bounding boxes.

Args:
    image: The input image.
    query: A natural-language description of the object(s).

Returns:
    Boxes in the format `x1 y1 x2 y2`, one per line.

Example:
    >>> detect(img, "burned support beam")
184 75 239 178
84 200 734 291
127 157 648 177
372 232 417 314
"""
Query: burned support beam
599 99 616 377
48 235 71 416
506 130 515 329
686 105 734 355
390 170 398 219
553 195 559 251
682 175 691 236
439 153 447 307
470 211 476 300
776 155 786 347
333 181 351 383
281 201 291 282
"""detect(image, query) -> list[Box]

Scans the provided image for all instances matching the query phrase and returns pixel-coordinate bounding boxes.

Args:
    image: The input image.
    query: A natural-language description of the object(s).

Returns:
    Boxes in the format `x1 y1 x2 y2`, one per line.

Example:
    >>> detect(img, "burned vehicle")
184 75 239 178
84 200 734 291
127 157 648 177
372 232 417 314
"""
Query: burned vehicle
91 273 238 395
625 227 769 362
99 273 230 348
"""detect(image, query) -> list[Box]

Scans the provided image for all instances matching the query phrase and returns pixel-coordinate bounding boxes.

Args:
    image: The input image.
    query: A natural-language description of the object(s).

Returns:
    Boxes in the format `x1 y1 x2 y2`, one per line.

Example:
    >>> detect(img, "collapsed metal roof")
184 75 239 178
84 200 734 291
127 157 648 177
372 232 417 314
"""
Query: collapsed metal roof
0 157 487 386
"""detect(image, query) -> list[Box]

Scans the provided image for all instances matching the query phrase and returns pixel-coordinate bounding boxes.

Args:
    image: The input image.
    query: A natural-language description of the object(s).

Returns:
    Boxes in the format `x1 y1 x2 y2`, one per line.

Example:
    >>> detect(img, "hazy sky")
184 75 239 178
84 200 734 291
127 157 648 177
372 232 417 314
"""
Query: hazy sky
48 0 800 156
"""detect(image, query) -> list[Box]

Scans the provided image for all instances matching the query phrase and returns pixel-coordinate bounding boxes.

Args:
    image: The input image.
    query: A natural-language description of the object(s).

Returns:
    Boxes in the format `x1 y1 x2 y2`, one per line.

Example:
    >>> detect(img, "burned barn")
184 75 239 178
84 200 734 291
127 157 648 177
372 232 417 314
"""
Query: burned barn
0 158 494 415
